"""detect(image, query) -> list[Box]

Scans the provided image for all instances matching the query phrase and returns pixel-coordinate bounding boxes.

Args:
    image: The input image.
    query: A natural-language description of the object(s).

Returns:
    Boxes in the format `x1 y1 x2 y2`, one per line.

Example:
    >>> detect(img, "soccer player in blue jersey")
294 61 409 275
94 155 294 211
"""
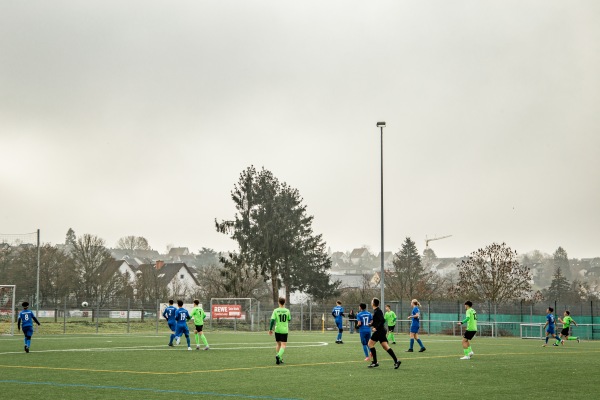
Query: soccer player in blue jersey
17 302 41 353
542 306 560 347
174 300 192 350
163 299 177 346
356 303 373 361
406 299 426 353
332 300 345 344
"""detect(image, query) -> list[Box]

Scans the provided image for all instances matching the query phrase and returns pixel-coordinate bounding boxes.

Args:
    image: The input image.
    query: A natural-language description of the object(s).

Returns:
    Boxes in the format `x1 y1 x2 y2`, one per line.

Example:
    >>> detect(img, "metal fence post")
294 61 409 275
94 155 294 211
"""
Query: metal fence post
309 301 312 331
156 299 159 334
63 295 67 334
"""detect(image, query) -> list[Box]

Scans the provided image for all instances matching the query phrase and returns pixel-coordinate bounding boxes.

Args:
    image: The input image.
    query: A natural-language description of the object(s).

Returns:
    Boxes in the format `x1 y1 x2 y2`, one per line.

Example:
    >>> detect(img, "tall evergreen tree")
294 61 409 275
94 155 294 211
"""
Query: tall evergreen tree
546 266 570 302
216 166 336 306
65 228 76 246
552 247 571 280
389 237 433 300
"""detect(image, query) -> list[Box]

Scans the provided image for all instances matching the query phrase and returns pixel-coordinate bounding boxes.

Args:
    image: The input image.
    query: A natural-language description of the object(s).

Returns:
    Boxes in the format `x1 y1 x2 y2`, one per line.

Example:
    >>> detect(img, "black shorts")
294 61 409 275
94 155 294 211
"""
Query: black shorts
194 325 204 333
561 328 570 336
388 326 395 333
370 329 388 343
274 333 288 343
463 330 477 340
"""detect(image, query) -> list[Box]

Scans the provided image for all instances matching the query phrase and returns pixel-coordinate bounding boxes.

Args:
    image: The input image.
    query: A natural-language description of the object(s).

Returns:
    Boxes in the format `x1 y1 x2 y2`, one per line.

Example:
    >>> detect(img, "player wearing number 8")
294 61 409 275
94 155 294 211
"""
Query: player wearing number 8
17 302 40 353
269 297 291 365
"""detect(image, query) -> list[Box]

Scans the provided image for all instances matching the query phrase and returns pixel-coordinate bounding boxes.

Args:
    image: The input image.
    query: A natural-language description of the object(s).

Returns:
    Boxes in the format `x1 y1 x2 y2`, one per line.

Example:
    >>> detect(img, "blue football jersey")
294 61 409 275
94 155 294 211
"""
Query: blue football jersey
18 310 38 328
175 308 190 325
332 305 344 320
356 310 373 333
411 306 420 323
163 305 177 322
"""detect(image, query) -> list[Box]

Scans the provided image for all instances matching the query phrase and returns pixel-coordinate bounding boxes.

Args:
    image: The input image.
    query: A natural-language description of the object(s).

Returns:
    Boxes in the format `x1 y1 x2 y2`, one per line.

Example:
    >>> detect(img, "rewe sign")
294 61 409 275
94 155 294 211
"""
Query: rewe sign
212 304 243 319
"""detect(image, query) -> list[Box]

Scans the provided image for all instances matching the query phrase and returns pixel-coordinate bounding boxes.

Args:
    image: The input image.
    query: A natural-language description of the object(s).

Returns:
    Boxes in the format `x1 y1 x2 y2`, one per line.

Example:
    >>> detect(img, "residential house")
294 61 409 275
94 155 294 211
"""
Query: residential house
168 247 190 259
349 248 372 266
376 251 395 269
154 261 200 298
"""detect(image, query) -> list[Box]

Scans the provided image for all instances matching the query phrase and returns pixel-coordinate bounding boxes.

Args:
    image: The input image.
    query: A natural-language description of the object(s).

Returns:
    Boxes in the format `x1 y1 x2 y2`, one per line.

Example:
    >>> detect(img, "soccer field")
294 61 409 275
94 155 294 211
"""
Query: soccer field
0 332 598 399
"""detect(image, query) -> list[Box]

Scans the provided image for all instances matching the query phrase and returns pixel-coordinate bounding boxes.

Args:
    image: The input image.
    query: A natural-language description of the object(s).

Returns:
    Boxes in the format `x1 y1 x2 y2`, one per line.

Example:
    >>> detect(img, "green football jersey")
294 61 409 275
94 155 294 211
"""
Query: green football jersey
384 311 397 327
462 308 477 331
270 307 291 334
190 306 206 325
562 316 573 328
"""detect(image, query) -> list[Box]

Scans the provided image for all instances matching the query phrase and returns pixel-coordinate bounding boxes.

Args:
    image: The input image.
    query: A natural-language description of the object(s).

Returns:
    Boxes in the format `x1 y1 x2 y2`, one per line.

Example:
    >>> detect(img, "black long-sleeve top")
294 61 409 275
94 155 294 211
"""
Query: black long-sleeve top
371 307 385 330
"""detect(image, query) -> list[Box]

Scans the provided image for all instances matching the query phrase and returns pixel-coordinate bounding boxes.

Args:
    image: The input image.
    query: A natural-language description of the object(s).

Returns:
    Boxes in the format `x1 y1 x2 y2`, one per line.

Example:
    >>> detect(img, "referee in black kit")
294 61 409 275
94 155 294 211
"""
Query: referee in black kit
367 297 401 369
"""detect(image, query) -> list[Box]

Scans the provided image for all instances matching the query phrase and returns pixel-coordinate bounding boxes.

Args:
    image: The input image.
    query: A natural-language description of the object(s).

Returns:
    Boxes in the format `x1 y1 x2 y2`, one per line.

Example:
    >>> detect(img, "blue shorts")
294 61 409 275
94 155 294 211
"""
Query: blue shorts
359 330 371 345
546 326 556 335
175 324 189 337
410 324 420 334
22 326 34 337
168 321 176 332
335 319 343 330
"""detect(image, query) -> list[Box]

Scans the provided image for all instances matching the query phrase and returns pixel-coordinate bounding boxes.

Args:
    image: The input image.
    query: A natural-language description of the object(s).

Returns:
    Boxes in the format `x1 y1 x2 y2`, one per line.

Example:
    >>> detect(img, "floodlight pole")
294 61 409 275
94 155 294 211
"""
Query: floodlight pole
377 122 386 306
36 228 40 315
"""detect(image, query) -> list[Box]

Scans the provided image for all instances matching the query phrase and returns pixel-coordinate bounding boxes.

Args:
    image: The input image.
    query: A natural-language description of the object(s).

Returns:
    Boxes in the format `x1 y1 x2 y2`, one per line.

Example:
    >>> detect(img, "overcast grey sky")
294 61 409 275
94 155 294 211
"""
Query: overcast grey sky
1 1 599 259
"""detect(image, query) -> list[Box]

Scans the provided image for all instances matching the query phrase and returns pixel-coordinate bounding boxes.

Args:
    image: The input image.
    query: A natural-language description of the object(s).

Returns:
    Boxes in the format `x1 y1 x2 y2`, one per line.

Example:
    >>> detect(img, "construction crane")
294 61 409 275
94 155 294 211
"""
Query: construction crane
425 234 452 249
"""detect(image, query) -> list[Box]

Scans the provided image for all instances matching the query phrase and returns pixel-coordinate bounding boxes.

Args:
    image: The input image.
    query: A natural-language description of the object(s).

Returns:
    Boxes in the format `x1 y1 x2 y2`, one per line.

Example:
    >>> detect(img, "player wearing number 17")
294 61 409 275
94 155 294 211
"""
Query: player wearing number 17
269 297 291 365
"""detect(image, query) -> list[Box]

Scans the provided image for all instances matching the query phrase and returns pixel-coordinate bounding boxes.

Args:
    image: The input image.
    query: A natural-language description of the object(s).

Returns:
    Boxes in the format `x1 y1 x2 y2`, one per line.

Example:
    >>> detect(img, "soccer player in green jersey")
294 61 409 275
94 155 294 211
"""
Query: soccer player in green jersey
269 297 291 365
190 299 210 350
457 300 477 360
556 310 580 345
384 305 397 344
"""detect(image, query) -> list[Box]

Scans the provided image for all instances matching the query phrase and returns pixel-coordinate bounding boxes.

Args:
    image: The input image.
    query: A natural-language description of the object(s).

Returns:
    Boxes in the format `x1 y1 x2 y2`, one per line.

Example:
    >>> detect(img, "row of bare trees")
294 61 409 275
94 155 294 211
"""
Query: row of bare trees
0 234 173 307
337 240 599 309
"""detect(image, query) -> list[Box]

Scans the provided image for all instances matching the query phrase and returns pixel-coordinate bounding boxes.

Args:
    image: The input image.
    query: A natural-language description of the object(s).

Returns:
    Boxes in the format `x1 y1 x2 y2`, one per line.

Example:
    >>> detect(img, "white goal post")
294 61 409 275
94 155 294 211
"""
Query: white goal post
520 323 545 339
209 298 258 331
0 285 17 336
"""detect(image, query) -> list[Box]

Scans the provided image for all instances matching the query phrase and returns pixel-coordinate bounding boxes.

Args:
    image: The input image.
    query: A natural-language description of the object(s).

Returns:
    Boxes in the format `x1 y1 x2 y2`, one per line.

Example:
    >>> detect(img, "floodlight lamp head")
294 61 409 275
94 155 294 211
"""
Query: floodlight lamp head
376 121 386 127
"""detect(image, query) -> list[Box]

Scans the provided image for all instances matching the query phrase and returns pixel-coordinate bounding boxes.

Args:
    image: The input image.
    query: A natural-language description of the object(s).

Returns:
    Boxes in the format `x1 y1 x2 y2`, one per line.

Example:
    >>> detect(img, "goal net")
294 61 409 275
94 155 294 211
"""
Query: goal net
520 323 544 339
209 298 258 332
0 285 16 335
0 231 39 311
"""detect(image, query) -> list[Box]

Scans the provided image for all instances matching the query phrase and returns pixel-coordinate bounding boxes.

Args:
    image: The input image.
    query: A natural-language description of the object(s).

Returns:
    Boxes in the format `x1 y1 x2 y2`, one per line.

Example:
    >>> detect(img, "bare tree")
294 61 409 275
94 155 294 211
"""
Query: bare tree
39 245 76 307
71 234 114 305
458 242 531 304
134 265 169 304
116 236 151 252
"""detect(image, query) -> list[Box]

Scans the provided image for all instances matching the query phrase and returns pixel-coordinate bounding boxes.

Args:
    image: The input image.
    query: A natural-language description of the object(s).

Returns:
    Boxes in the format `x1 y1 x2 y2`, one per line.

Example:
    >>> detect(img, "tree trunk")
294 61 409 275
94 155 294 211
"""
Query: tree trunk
271 264 279 307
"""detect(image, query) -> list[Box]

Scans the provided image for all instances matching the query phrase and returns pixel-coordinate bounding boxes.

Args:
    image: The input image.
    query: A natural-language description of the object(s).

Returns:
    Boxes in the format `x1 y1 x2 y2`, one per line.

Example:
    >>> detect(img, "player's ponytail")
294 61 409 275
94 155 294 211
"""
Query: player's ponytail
412 299 421 307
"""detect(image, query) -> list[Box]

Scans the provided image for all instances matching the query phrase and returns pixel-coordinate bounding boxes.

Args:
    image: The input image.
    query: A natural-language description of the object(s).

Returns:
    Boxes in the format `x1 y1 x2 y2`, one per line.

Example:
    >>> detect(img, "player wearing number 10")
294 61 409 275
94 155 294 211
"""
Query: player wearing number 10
269 297 291 365
457 300 477 360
